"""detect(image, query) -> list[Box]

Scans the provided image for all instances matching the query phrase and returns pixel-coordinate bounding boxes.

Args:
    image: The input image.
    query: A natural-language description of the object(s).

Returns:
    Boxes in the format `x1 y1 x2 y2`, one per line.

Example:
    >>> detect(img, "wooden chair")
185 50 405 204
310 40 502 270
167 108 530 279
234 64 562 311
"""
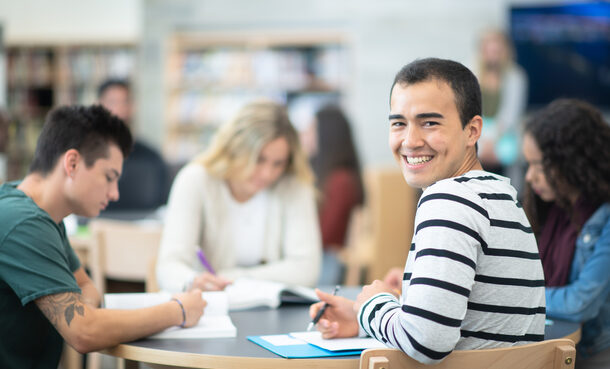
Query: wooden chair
146 254 160 292
360 339 576 369
341 166 420 285
88 218 162 294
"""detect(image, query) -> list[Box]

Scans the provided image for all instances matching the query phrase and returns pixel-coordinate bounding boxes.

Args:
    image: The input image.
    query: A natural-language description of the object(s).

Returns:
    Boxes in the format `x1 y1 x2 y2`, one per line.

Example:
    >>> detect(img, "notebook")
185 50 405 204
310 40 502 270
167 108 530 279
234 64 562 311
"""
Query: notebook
103 291 237 339
225 278 319 310
289 331 386 351
247 334 363 358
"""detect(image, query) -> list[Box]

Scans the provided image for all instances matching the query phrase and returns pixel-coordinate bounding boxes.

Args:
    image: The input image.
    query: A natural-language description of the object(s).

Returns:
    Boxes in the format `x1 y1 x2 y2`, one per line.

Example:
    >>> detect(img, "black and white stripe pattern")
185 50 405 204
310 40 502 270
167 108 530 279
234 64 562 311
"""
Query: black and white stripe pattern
358 171 545 364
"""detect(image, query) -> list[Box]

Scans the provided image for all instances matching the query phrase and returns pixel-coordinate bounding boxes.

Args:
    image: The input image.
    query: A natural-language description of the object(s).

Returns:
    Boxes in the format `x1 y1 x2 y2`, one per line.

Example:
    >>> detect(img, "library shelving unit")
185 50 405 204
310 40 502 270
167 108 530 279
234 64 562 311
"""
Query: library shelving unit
163 30 349 163
4 45 135 180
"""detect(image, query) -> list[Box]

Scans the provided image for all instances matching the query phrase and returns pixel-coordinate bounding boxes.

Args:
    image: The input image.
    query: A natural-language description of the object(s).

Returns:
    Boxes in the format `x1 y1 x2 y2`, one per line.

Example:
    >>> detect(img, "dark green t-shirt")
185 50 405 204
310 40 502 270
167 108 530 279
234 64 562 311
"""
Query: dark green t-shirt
0 182 81 369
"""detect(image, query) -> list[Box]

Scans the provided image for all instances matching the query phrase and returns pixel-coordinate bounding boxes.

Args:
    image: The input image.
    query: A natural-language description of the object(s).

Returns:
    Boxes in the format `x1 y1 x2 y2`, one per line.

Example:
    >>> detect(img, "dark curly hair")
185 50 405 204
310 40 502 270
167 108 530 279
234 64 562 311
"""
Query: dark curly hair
523 98 610 234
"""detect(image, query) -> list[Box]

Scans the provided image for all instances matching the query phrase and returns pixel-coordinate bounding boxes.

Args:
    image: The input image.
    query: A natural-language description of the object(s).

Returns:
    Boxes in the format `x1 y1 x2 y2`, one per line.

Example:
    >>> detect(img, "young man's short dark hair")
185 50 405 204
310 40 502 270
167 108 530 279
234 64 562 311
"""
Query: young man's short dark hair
29 105 133 175
391 58 482 128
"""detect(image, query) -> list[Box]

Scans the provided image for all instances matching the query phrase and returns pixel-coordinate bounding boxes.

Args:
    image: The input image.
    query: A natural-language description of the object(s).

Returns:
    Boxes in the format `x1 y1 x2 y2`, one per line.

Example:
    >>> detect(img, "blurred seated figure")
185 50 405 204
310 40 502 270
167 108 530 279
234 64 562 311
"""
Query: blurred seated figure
97 79 169 213
522 99 610 369
0 110 8 183
476 29 528 189
156 100 321 292
302 105 364 285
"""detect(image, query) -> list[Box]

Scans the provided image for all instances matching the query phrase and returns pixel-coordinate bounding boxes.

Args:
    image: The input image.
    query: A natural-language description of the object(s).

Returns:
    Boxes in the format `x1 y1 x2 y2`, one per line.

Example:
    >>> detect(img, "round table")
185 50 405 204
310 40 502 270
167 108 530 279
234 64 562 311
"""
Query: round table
102 288 581 369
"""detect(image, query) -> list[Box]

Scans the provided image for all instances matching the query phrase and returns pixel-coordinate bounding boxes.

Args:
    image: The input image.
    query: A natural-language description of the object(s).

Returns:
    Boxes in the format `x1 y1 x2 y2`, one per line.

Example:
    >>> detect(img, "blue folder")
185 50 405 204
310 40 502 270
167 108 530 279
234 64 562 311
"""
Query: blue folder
247 335 363 358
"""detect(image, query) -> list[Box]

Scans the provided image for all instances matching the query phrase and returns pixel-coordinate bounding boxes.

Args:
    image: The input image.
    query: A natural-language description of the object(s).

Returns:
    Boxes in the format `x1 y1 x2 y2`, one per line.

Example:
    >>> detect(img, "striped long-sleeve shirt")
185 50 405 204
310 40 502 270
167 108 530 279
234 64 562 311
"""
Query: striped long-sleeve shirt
358 170 546 364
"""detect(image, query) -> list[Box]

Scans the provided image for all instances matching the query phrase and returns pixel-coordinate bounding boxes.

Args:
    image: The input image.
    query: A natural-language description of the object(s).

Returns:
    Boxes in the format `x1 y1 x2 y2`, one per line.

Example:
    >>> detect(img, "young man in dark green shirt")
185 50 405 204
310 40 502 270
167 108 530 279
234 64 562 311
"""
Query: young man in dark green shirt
0 105 206 369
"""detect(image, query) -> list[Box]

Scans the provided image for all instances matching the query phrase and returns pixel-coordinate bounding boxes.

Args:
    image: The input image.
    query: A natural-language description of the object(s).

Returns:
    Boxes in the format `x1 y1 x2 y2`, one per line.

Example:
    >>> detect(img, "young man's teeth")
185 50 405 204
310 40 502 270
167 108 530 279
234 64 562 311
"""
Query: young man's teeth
406 156 432 165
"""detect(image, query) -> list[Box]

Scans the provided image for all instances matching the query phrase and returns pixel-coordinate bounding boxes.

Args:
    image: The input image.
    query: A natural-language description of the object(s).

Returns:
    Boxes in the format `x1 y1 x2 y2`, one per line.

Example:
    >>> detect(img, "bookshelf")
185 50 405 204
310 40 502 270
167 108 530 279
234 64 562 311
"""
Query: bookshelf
3 45 135 181
163 31 349 163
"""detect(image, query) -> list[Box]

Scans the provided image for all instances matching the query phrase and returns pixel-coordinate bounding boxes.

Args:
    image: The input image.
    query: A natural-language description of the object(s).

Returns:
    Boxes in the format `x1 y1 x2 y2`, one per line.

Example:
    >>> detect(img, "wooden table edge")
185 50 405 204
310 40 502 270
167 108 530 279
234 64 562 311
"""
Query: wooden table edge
102 343 360 369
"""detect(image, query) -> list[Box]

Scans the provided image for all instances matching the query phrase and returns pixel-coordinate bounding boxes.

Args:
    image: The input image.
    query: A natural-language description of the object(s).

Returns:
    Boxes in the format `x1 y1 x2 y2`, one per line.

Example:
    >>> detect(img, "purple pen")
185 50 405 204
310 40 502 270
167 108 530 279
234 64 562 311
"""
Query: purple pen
197 249 216 275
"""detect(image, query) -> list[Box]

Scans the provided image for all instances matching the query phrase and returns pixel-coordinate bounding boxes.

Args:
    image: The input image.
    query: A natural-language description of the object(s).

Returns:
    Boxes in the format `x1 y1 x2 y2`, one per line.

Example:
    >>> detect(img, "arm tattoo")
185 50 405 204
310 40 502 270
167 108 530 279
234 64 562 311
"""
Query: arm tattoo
37 292 86 327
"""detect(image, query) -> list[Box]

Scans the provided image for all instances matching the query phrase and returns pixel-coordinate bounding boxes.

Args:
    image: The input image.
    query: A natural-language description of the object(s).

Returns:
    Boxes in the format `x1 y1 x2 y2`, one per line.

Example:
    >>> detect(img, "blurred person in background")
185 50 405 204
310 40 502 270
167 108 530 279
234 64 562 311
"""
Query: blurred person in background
522 99 610 369
0 110 8 183
97 79 169 212
156 100 321 292
476 29 528 191
301 105 364 285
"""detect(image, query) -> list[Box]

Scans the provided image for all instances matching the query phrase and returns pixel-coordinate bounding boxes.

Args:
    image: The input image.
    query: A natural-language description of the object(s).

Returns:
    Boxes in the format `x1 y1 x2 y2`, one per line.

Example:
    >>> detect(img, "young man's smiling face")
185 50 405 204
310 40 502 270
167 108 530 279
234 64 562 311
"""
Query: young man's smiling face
388 79 481 188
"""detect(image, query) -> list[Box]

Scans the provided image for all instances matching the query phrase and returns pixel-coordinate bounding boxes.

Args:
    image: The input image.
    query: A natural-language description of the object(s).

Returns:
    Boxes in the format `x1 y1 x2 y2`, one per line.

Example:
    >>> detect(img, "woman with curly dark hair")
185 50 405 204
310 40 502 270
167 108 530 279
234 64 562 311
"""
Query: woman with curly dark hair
522 98 610 368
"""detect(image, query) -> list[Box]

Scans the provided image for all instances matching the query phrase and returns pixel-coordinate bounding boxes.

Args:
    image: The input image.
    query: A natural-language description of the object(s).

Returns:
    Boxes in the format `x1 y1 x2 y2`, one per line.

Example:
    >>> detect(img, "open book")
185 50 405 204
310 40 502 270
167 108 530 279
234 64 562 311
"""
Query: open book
225 278 319 311
103 291 237 339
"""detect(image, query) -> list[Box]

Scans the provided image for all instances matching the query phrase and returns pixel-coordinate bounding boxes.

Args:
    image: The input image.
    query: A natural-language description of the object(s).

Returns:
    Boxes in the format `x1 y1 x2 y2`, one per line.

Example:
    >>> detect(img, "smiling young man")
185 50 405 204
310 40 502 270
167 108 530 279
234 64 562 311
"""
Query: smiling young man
310 58 545 364
0 105 205 369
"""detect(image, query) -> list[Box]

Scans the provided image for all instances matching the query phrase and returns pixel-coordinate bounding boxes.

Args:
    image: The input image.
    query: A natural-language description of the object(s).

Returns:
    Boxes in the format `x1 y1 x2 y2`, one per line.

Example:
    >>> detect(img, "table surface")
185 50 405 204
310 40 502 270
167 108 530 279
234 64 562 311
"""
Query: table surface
102 287 581 369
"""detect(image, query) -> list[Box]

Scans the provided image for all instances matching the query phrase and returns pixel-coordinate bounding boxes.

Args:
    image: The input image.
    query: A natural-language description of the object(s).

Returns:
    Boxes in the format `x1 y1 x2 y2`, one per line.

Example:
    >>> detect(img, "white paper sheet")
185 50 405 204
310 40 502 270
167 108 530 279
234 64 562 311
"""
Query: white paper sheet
290 331 386 351
260 334 307 346
103 291 236 339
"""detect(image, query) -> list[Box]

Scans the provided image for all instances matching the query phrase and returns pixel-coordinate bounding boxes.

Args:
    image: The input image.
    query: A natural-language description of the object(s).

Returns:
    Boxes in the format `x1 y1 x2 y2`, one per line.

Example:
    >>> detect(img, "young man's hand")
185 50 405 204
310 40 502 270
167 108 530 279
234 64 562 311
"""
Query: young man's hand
172 288 206 328
309 289 359 339
354 280 398 312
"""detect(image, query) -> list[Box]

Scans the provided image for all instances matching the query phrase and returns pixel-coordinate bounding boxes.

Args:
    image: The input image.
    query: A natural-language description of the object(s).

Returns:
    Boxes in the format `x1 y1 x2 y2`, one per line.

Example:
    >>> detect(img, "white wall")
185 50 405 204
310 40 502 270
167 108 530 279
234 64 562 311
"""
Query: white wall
139 0 519 165
0 0 142 44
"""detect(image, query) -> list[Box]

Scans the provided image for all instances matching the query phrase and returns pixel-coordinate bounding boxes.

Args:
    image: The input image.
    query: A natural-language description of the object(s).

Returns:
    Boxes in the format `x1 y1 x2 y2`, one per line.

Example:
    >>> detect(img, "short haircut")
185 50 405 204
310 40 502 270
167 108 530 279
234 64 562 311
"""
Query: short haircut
29 105 133 175
97 79 130 99
194 99 313 185
391 58 482 128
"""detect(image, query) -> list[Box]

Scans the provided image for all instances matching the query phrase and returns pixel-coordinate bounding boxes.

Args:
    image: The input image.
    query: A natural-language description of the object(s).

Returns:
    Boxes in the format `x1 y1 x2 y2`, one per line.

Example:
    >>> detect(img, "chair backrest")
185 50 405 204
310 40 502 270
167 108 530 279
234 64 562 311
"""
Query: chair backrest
146 254 160 292
360 339 576 369
340 167 420 285
88 219 162 294
364 167 419 282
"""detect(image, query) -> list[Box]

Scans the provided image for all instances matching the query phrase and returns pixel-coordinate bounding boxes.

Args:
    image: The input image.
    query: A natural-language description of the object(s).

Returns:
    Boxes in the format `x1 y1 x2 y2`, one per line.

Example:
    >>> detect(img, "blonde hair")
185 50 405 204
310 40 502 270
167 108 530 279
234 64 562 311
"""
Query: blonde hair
478 29 515 72
194 100 314 185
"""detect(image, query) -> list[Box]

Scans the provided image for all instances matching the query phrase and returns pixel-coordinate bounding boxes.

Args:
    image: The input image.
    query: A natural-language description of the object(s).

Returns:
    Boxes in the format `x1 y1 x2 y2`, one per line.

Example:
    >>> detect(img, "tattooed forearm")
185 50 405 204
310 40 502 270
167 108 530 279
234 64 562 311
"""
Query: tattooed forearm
36 292 86 326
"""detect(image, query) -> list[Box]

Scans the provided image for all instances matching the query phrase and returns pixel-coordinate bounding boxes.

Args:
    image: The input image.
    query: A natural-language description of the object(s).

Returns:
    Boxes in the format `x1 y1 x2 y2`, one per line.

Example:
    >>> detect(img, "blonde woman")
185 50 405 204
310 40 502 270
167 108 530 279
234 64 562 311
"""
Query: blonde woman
156 100 322 292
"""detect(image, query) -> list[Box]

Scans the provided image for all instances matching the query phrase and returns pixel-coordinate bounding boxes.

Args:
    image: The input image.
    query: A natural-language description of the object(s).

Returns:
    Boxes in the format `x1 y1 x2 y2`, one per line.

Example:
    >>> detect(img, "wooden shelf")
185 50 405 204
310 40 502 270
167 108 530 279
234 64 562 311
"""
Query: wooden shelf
4 44 136 181
163 31 349 163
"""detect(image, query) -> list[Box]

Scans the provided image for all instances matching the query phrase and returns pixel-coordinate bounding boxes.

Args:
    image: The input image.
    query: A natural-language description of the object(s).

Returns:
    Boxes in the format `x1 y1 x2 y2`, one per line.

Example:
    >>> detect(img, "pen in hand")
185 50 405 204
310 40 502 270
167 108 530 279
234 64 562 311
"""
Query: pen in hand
197 249 216 275
307 285 340 331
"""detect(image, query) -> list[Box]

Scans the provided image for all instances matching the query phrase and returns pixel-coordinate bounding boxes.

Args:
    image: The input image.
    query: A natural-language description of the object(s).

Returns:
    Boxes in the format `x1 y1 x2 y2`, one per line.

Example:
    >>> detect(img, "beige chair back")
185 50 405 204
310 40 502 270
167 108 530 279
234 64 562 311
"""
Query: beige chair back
341 166 419 284
88 219 162 294
360 339 576 369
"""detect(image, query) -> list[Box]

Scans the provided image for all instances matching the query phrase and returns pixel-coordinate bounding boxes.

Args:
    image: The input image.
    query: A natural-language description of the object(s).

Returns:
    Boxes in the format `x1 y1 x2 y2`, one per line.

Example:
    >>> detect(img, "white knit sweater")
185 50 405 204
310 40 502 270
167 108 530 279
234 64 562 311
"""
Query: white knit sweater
156 163 322 292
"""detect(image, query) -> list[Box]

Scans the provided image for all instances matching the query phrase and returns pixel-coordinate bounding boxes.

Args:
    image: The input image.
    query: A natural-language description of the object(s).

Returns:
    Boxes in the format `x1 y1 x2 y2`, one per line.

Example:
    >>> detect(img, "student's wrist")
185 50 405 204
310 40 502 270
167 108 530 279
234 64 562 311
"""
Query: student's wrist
171 298 186 328
356 292 396 334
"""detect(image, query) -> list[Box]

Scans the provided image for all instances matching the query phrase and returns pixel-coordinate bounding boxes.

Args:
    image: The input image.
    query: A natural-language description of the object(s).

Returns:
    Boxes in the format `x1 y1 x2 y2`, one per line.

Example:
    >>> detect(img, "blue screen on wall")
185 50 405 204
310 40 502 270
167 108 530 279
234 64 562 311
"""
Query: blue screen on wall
510 2 610 108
